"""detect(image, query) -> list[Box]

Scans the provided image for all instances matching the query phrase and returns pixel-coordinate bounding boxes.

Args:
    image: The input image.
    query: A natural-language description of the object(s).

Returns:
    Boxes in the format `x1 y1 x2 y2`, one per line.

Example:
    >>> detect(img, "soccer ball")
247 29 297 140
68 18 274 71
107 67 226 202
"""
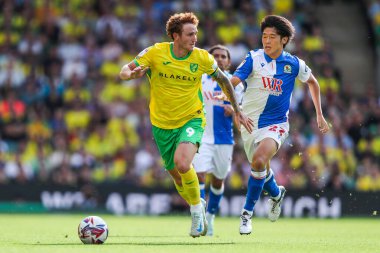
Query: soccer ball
78 216 108 244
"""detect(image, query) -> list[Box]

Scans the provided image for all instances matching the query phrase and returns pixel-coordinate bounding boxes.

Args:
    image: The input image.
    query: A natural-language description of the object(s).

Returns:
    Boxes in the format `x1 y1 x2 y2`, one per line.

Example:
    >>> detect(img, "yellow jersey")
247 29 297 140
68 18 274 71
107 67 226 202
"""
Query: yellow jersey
134 42 218 129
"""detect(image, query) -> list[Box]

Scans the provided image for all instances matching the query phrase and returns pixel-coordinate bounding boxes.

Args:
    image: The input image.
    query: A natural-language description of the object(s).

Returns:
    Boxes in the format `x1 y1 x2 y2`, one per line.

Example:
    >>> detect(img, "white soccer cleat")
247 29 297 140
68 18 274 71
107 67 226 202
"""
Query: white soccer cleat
268 186 286 222
189 199 207 237
201 198 208 236
205 212 215 236
239 211 252 235
190 210 204 237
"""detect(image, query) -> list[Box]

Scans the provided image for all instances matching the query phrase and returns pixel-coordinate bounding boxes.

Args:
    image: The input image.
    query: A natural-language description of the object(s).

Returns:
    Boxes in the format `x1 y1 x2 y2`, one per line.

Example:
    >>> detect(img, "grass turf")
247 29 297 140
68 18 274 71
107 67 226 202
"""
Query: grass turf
1 214 379 253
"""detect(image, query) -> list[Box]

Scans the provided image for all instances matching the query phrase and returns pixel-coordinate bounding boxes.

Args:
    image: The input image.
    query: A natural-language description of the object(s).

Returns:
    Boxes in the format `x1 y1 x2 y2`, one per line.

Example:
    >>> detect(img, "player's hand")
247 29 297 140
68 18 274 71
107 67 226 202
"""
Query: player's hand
214 92 229 101
129 66 149 79
222 104 234 116
316 114 329 134
234 111 254 134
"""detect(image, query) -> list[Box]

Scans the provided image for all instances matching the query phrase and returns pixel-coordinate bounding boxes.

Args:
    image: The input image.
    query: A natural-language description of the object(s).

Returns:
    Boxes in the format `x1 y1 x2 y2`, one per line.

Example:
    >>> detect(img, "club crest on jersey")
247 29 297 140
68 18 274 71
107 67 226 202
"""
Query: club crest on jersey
190 63 198 73
284 65 292 73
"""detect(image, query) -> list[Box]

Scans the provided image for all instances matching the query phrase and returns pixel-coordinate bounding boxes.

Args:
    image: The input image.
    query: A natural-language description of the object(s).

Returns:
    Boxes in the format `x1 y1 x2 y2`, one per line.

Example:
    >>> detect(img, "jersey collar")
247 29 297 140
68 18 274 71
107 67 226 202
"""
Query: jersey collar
170 42 192 60
263 50 285 63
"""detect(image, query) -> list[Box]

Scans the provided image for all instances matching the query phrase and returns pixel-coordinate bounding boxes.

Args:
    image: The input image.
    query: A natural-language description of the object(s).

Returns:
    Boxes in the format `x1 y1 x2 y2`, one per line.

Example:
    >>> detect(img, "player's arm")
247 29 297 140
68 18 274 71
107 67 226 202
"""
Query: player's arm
230 76 242 87
119 61 149 80
221 104 234 117
223 80 244 116
214 51 249 101
305 73 329 133
213 68 253 133
214 76 243 102
213 69 241 113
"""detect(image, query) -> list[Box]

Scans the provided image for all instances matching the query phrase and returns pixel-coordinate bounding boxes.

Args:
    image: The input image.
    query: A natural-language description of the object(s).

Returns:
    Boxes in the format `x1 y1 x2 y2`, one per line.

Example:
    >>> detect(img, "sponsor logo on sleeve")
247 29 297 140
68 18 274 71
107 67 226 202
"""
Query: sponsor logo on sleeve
237 60 246 70
136 47 150 59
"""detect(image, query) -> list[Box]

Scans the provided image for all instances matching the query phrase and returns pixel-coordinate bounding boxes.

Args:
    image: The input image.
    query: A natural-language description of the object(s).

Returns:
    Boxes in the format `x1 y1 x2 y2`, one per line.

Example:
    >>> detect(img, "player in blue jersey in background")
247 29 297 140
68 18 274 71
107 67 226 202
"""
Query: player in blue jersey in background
193 45 244 236
221 15 329 234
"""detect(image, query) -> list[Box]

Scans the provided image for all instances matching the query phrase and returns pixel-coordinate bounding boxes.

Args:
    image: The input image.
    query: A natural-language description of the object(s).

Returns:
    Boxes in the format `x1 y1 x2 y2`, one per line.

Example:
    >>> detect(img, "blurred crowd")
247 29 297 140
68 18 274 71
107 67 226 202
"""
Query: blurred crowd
366 0 380 49
0 0 379 192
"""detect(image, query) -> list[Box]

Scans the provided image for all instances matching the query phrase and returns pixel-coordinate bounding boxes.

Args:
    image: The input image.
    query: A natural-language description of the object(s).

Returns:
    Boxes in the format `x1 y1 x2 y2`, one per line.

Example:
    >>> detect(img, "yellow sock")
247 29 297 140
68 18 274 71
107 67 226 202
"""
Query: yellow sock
179 166 201 205
174 181 191 205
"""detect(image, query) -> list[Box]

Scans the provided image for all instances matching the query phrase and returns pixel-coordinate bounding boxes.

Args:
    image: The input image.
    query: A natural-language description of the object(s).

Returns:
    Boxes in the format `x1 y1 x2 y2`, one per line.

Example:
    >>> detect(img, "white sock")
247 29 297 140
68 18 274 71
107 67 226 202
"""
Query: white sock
190 203 202 213
210 185 224 195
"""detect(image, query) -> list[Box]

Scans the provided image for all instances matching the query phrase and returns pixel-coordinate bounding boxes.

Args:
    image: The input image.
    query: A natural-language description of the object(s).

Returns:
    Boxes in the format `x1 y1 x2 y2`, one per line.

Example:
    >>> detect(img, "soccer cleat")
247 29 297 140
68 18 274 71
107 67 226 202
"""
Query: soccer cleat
268 186 286 222
200 198 208 236
239 211 252 235
189 199 207 238
205 212 215 236
189 210 204 237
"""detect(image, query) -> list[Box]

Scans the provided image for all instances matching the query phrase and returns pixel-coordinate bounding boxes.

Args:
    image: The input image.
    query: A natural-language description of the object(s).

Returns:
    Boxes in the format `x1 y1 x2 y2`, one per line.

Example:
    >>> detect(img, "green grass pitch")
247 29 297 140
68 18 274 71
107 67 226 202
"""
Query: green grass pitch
1 214 379 253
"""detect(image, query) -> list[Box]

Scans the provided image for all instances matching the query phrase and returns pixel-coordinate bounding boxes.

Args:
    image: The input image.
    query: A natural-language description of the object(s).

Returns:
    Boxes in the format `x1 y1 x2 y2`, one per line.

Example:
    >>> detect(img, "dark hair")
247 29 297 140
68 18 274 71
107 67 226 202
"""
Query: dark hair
166 12 199 40
208 44 231 60
261 15 295 47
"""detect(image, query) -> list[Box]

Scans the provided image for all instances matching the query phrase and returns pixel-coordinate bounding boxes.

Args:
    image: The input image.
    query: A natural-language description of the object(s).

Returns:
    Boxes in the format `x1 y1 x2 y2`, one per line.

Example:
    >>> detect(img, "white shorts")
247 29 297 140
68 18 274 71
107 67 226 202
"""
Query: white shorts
241 122 289 163
193 143 233 180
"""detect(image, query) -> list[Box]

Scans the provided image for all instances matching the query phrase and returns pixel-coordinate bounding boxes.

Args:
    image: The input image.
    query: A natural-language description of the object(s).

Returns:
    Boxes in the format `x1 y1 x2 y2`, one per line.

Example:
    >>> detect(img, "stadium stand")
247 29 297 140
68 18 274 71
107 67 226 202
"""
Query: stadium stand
0 0 379 192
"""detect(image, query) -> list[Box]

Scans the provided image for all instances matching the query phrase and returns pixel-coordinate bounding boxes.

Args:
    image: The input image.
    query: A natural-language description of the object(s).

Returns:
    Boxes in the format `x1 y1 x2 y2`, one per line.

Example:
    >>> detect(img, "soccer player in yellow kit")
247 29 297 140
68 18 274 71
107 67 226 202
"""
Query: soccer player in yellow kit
120 12 253 237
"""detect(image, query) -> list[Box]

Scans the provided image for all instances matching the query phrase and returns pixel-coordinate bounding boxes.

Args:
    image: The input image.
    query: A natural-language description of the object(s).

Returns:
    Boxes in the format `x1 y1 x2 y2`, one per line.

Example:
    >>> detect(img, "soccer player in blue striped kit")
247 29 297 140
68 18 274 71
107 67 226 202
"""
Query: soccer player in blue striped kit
224 15 329 234
193 45 244 236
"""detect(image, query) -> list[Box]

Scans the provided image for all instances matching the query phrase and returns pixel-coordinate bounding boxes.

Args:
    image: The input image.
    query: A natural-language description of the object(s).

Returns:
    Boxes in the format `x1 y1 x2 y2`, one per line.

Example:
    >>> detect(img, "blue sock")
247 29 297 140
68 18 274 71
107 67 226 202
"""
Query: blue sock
243 170 266 212
207 185 224 214
263 169 280 198
199 183 206 200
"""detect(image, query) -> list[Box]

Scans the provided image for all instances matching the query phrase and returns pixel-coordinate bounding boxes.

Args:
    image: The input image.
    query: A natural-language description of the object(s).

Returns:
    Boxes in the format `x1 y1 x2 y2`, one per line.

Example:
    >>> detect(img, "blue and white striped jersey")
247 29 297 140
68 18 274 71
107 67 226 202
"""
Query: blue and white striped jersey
201 72 243 145
234 49 311 130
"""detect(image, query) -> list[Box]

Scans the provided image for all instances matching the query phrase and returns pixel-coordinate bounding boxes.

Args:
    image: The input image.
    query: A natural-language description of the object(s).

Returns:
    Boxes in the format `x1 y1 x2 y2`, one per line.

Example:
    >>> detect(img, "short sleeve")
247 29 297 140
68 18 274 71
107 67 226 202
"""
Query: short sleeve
134 46 153 67
205 52 219 76
297 58 312 83
233 51 253 81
